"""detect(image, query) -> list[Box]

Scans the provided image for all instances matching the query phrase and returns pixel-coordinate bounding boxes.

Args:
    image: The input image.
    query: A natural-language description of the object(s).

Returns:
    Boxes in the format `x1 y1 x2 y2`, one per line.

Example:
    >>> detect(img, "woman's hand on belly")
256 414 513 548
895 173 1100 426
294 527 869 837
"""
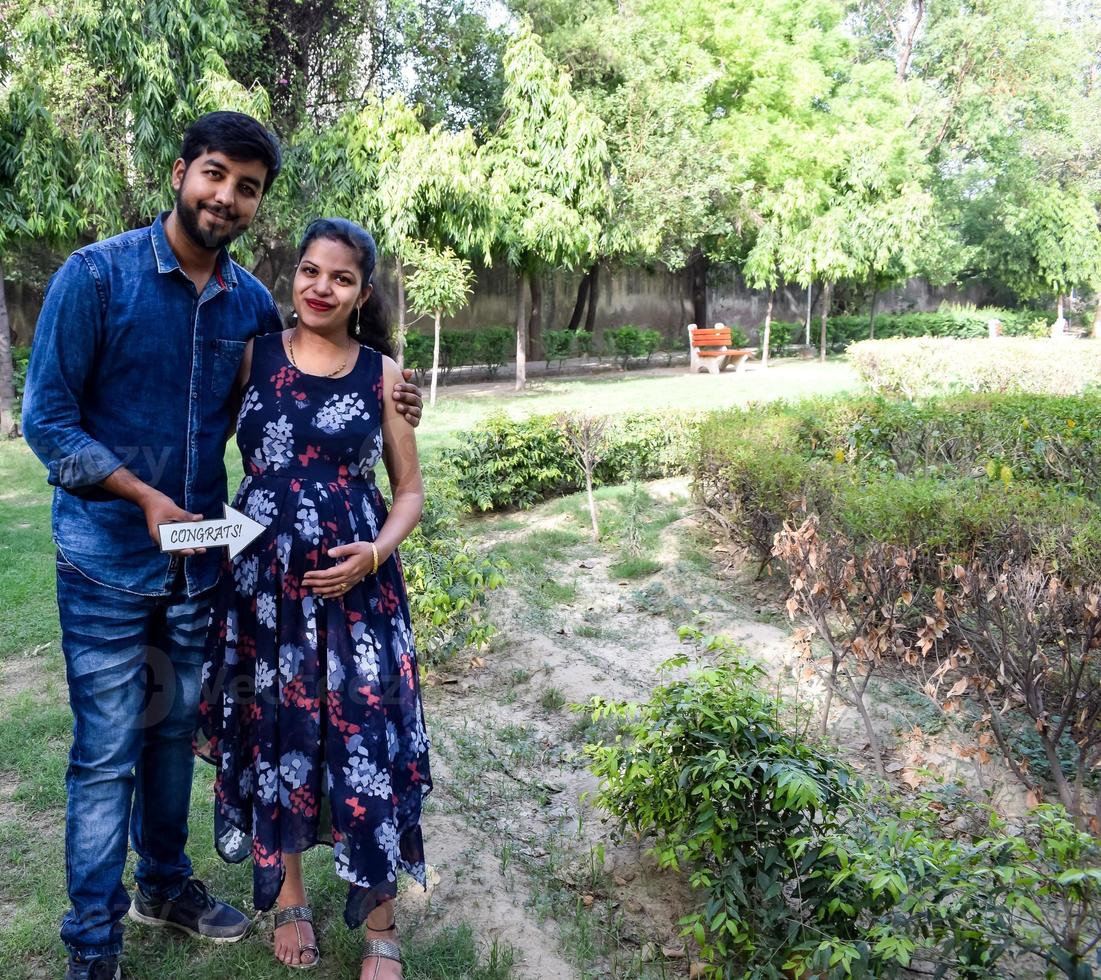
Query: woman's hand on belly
302 541 382 599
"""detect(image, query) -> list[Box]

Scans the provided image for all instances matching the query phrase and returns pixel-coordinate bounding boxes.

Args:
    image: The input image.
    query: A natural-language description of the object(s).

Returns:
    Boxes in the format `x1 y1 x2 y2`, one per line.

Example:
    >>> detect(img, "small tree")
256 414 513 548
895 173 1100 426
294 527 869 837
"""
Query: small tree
993 185 1101 337
486 23 609 390
405 245 474 406
557 413 608 539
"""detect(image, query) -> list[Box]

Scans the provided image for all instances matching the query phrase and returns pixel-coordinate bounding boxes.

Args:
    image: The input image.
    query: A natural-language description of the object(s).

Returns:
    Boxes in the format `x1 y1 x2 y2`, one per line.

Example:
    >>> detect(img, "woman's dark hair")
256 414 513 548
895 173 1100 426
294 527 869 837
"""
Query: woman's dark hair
296 218 394 358
180 111 282 193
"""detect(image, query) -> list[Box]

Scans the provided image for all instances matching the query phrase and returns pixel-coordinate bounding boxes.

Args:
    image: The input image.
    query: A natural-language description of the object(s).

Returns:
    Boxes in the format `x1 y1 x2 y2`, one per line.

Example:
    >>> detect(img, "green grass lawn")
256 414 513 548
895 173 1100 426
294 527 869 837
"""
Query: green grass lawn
415 358 858 454
0 359 860 977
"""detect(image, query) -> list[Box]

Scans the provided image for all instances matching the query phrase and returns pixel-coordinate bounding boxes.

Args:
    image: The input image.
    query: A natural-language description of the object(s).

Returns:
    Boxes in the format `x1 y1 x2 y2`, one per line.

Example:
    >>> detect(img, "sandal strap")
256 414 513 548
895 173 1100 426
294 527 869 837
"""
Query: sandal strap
363 938 403 964
275 904 314 928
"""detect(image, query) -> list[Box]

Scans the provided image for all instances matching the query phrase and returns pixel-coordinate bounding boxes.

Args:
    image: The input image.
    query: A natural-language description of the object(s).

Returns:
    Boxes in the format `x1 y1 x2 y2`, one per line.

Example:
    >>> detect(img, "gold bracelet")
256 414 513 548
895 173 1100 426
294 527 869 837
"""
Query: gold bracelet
370 542 379 575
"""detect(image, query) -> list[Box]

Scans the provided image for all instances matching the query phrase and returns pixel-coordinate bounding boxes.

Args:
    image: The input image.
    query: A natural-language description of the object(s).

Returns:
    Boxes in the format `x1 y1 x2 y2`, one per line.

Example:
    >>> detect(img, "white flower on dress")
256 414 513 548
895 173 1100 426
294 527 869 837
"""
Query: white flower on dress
256 760 278 804
410 700 430 755
255 658 276 693
219 824 247 858
256 591 277 630
327 646 346 692
333 839 373 887
343 740 392 798
359 496 380 538
375 820 400 871
303 596 318 651
314 394 366 435
244 488 277 527
275 533 293 574
237 387 262 424
235 555 259 596
280 750 312 789
297 496 321 545
350 621 381 683
360 429 383 470
226 607 239 644
252 414 294 471
279 643 305 682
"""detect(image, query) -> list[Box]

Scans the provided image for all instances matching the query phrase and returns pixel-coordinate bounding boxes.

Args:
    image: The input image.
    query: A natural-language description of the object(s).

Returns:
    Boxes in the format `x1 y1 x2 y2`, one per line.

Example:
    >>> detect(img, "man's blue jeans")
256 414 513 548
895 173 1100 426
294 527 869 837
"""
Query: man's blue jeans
56 554 211 959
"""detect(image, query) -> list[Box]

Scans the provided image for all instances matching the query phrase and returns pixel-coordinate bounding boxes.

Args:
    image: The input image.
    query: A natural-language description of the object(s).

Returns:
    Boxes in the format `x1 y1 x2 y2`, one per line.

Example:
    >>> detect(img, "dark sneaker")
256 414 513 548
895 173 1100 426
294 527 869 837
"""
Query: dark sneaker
65 956 121 980
128 878 250 943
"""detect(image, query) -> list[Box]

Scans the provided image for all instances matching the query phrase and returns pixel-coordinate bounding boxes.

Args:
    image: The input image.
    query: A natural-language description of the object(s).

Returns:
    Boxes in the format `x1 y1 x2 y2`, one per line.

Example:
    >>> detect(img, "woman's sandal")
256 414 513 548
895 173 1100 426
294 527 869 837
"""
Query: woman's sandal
362 916 403 979
273 904 321 970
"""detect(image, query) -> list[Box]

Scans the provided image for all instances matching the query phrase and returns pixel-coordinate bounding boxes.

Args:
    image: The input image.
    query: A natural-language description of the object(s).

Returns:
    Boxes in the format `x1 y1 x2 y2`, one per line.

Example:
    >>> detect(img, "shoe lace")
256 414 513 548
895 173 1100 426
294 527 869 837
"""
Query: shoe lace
183 878 216 910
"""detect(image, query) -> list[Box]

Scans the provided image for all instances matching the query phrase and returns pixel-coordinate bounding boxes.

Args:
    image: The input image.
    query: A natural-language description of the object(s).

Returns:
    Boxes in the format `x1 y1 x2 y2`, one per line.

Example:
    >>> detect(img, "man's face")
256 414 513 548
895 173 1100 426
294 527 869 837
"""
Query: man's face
170 150 268 250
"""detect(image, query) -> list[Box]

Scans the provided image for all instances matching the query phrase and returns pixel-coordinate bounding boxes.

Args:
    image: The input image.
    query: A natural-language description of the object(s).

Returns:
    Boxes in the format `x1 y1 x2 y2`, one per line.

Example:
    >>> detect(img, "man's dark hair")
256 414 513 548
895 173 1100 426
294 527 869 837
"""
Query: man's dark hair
179 111 282 193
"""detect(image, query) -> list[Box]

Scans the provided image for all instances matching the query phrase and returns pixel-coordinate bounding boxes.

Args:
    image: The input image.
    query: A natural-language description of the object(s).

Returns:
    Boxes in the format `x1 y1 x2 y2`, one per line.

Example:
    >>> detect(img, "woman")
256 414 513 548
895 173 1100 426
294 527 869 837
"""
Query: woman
196 218 430 979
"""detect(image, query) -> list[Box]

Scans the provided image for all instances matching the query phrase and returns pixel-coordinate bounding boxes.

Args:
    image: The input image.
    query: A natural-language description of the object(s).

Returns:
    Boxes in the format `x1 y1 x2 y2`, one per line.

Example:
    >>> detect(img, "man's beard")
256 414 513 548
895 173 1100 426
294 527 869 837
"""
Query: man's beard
174 191 245 250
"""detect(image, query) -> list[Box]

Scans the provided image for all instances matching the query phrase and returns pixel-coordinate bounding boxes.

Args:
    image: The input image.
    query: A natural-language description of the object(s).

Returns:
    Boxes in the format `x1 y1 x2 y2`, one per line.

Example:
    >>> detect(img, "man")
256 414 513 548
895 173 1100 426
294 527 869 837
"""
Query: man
22 111 424 980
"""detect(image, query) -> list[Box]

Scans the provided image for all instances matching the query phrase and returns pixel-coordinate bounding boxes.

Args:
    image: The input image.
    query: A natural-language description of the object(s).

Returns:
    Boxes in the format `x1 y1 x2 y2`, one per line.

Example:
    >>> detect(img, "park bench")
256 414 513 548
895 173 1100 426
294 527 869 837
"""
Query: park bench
687 323 755 374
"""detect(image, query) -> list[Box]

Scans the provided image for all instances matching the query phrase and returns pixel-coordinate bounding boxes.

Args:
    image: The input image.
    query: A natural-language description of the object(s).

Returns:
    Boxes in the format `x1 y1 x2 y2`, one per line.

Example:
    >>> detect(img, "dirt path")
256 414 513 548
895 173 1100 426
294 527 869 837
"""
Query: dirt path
408 480 785 978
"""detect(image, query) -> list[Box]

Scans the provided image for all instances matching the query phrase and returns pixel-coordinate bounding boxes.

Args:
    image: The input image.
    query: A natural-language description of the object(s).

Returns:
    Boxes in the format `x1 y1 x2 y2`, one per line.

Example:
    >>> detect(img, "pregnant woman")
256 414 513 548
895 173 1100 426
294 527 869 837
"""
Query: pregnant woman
196 218 431 979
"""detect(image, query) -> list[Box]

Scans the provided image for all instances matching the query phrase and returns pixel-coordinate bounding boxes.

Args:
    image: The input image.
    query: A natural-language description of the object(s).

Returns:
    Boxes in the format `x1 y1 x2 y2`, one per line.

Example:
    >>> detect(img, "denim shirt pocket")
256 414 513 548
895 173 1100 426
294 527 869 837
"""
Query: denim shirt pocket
210 338 246 400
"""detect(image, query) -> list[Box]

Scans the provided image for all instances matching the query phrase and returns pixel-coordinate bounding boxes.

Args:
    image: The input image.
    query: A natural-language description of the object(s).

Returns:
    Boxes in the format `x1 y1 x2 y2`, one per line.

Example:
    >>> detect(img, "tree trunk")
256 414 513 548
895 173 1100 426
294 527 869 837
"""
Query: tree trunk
761 290 774 370
805 283 813 346
567 267 592 332
585 261 599 334
868 286 878 339
394 258 407 368
528 273 543 363
1052 293 1066 338
584 464 599 539
819 281 832 362
514 270 527 391
690 253 709 327
430 309 442 407
1093 297 1101 339
0 262 18 439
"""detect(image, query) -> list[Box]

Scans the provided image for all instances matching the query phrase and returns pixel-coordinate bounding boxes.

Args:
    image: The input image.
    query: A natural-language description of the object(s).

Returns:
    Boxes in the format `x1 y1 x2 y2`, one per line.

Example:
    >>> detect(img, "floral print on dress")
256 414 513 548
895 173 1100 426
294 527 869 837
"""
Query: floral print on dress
196 333 431 930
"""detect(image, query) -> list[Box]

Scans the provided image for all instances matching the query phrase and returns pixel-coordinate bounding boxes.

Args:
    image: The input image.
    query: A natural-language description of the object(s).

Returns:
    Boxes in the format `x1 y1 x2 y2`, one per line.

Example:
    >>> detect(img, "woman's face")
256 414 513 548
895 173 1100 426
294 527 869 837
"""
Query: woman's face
292 237 372 334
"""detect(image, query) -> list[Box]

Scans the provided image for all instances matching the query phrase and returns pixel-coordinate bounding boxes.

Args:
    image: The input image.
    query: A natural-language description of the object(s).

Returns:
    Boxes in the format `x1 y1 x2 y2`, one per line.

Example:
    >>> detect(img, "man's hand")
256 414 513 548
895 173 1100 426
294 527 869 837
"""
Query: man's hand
392 368 423 427
141 491 206 556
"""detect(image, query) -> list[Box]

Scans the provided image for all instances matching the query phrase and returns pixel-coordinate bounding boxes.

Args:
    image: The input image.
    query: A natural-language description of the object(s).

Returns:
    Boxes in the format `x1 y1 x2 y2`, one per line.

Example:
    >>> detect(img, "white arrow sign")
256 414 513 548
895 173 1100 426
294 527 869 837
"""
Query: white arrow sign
158 504 265 559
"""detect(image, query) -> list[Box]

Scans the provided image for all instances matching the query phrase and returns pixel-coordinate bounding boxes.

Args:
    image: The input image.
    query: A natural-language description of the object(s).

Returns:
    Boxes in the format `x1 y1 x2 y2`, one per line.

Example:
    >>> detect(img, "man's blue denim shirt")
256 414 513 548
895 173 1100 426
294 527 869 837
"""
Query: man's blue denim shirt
22 214 282 598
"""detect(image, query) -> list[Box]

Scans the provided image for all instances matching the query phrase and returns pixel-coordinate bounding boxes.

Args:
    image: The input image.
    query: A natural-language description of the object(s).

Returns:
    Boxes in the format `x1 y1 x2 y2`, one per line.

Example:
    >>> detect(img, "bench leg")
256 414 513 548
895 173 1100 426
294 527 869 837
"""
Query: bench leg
708 358 723 375
733 354 750 373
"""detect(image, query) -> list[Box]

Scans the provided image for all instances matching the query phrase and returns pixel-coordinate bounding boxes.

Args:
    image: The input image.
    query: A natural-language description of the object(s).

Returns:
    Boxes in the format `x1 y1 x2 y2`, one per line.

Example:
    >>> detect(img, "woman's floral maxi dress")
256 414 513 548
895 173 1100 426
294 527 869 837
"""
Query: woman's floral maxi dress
197 332 431 928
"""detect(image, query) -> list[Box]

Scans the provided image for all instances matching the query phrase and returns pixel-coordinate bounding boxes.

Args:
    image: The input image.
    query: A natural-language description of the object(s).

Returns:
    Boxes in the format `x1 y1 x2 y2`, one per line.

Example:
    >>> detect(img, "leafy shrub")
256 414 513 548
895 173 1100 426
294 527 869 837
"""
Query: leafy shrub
439 330 477 375
760 320 799 355
402 331 432 382
606 325 645 367
848 337 1101 399
584 634 861 977
827 306 1052 348
639 328 662 361
696 396 1101 579
574 330 593 357
444 410 697 511
473 326 512 375
541 328 573 369
585 630 1101 978
401 461 506 663
725 323 750 347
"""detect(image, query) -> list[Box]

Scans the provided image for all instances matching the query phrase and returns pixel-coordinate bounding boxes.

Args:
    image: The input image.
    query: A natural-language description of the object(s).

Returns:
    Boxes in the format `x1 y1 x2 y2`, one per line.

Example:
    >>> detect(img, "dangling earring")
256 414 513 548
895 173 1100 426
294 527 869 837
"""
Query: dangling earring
354 305 362 334
291 311 298 326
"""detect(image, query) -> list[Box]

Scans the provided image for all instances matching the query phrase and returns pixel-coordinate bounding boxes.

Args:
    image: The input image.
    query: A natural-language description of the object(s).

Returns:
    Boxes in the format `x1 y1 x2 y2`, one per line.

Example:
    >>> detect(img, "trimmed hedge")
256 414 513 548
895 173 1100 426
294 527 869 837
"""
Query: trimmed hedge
695 393 1101 581
764 308 1049 356
444 410 697 512
402 325 512 378
849 337 1101 399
